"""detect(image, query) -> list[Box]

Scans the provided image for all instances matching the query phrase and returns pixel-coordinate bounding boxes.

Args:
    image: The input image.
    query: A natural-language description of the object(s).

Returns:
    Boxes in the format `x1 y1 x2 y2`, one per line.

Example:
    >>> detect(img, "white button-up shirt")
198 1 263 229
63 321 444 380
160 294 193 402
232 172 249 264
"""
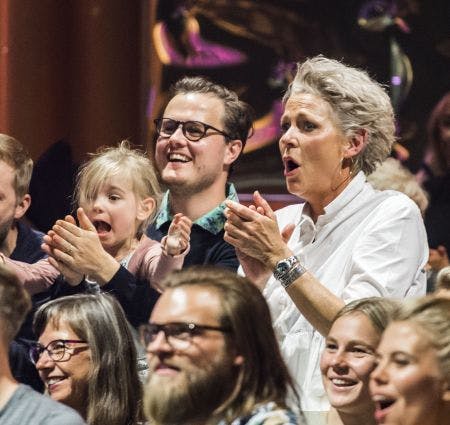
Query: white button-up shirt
262 172 428 412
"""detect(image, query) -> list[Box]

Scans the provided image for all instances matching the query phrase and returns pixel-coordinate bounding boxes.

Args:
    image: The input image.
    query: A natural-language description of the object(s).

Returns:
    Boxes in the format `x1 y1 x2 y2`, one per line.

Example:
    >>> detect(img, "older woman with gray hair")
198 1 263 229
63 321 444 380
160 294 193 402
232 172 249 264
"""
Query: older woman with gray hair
224 55 428 412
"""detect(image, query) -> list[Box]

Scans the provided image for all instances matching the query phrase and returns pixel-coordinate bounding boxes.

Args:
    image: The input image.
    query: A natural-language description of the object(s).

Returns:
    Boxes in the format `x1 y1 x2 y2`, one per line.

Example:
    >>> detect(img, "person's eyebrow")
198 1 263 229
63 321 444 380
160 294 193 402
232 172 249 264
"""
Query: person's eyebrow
106 185 127 194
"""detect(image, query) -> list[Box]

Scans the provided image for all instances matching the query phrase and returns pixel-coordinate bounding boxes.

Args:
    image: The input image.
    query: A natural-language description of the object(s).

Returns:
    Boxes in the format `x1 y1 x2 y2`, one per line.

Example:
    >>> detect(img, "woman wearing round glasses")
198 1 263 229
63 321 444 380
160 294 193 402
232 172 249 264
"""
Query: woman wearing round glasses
30 294 143 425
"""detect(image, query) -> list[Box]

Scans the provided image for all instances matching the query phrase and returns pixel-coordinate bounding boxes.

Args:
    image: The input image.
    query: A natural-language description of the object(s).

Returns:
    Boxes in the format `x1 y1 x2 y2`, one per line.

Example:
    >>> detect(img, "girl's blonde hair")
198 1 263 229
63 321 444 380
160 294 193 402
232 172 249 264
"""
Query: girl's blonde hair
73 141 162 237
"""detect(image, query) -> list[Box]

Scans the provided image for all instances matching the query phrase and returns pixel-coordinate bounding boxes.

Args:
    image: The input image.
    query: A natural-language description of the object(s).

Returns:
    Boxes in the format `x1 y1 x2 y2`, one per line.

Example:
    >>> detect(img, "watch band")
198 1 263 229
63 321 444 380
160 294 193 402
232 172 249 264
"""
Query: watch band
279 263 307 288
273 255 307 289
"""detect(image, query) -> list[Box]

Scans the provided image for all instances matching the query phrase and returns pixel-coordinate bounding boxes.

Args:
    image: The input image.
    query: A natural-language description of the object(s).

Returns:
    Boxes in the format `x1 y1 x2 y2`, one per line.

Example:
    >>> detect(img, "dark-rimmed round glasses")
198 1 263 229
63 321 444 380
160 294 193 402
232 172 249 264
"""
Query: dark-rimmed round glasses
154 118 232 142
139 322 231 351
29 339 88 364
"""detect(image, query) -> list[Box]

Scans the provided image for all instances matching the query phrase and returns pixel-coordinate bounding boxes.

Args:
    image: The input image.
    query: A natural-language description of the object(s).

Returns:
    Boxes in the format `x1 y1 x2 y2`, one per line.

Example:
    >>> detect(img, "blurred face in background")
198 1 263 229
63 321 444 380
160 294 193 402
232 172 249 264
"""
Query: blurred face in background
370 321 444 425
438 102 450 166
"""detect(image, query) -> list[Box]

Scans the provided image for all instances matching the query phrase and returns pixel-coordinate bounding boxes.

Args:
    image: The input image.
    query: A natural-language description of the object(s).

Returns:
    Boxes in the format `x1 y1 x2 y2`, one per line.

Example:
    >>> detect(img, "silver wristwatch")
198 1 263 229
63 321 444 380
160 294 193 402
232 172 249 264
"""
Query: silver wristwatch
273 255 306 288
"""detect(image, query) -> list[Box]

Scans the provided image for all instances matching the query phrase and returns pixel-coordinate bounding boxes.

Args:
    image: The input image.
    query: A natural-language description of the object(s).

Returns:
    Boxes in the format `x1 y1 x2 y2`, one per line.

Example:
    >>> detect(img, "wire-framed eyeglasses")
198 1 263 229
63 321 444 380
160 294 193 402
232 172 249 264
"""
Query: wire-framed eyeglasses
139 322 231 351
29 339 88 364
154 118 232 142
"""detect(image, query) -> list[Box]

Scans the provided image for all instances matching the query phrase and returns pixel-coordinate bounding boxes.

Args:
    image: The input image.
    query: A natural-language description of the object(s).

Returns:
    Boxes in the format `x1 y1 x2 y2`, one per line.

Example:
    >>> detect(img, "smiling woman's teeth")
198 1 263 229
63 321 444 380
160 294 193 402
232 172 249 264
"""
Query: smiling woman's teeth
47 377 65 385
168 153 190 162
331 378 355 386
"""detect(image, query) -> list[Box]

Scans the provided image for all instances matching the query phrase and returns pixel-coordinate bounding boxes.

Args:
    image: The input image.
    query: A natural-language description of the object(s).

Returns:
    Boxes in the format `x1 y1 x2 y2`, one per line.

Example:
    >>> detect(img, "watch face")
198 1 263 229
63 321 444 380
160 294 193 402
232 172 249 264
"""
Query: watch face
278 261 290 273
274 256 298 277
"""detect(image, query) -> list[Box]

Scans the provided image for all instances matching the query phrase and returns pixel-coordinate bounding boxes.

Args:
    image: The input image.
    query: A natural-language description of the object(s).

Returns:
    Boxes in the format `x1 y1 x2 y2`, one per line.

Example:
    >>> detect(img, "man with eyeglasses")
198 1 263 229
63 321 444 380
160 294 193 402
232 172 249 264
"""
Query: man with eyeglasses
141 266 301 424
0 264 86 424
147 76 254 270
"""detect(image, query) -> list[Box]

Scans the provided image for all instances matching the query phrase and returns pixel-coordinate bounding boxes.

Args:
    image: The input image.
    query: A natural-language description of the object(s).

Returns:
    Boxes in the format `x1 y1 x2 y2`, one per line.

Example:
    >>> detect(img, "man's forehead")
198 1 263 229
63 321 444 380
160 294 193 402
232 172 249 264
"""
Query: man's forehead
0 160 16 186
151 285 223 323
164 93 225 122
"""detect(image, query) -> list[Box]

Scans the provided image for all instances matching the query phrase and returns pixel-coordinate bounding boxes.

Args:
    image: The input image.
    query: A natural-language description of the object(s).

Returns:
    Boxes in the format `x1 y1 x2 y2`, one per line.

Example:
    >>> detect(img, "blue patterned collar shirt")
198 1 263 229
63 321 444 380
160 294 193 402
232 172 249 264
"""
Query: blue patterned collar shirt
155 183 238 235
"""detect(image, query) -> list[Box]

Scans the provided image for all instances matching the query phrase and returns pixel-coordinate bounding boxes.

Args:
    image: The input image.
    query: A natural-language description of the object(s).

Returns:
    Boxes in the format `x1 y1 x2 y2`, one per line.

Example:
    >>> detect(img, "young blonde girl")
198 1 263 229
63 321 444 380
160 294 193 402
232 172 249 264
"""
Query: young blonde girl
2 142 191 313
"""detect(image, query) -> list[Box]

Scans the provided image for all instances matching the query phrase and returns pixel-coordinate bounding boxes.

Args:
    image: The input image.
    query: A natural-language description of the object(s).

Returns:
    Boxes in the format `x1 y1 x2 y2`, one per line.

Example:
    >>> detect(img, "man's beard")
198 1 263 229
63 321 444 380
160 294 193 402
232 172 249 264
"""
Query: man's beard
0 217 14 251
144 360 238 425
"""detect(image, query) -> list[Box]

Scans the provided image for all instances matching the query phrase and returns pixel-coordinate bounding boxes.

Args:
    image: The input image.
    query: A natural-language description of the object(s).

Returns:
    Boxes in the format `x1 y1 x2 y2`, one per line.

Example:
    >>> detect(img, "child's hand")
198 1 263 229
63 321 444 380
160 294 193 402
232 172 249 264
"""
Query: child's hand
42 208 119 285
162 213 192 256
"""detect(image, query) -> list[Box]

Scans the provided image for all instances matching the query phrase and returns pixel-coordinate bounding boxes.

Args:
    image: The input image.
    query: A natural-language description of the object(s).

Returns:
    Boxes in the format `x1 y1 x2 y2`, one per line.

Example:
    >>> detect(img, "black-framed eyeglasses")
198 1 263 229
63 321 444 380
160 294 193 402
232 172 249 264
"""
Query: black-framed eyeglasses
154 118 232 142
139 322 231 351
29 339 88 364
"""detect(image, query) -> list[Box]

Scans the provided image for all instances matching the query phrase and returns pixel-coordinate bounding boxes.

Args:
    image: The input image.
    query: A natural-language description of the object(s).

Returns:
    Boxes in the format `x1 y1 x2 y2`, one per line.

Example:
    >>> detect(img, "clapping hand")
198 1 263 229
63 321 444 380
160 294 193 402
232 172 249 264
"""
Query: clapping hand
162 213 192 256
42 208 120 285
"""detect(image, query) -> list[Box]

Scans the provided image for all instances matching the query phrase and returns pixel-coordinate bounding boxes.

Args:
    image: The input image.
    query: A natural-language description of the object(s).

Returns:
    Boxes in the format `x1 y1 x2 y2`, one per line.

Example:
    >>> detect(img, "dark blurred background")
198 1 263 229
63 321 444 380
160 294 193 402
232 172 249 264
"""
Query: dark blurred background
0 0 449 228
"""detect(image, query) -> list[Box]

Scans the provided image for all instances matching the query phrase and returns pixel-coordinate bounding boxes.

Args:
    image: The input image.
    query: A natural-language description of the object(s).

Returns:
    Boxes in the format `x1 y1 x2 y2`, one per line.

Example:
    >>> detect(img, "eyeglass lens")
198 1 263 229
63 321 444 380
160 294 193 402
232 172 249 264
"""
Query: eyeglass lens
156 119 206 141
29 340 86 364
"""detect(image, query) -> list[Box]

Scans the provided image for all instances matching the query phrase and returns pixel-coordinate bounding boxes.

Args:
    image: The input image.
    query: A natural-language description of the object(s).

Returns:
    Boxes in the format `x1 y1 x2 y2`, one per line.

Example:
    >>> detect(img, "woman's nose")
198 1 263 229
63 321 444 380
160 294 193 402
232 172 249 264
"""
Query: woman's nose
35 350 55 369
279 129 298 152
330 350 349 370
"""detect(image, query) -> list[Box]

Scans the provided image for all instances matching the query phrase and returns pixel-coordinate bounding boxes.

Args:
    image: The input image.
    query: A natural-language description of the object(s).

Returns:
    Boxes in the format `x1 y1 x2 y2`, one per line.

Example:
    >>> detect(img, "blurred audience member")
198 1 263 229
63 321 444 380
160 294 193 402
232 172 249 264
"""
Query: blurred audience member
434 265 450 298
313 298 397 425
141 267 303 425
32 294 143 425
417 92 450 291
0 264 85 424
0 133 47 391
370 296 450 425
0 133 43 262
367 157 429 216
418 92 450 183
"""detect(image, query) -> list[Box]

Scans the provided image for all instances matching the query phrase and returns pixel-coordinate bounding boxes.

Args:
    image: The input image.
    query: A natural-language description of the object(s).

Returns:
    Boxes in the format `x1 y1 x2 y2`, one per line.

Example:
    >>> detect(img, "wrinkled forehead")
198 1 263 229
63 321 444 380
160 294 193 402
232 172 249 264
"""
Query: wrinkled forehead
283 91 340 125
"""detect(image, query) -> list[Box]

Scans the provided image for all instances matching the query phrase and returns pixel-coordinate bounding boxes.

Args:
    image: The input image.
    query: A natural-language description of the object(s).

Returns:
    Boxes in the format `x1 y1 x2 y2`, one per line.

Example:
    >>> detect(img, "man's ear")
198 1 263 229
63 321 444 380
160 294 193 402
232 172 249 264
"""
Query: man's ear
13 194 31 220
343 129 367 159
137 197 156 221
224 139 243 166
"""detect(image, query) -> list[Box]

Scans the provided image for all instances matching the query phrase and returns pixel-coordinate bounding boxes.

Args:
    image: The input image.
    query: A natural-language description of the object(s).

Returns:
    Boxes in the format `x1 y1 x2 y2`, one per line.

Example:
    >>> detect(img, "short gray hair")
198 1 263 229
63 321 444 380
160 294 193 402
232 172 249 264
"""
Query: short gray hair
283 55 395 174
